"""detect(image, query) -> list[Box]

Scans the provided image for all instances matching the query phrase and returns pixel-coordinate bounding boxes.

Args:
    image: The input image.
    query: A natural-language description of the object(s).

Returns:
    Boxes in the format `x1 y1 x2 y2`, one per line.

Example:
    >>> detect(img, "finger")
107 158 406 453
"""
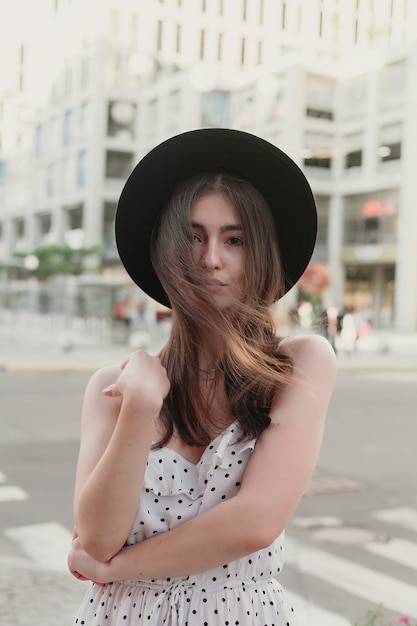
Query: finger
102 384 121 397
70 568 89 581
120 351 142 369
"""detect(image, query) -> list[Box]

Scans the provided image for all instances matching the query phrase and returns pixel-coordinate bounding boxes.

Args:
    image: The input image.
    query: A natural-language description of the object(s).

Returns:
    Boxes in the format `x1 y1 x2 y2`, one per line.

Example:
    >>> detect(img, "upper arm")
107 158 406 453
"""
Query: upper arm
73 365 122 507
238 334 337 543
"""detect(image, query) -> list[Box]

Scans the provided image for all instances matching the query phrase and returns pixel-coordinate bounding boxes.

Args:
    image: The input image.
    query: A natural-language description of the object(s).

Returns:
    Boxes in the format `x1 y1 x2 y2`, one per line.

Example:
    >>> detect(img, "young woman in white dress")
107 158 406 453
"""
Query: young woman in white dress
68 128 337 625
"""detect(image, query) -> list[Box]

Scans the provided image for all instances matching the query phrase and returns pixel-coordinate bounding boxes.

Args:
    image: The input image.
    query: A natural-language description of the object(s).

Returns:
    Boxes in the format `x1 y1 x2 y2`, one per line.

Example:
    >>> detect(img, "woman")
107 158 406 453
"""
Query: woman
68 129 337 625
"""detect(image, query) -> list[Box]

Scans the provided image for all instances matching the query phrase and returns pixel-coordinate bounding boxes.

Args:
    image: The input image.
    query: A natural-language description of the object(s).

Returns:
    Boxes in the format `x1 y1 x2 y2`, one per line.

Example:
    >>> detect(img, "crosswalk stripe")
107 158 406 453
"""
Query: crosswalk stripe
5 522 72 572
366 537 417 570
285 537 417 618
3 511 417 622
0 485 28 502
285 590 351 626
374 506 417 533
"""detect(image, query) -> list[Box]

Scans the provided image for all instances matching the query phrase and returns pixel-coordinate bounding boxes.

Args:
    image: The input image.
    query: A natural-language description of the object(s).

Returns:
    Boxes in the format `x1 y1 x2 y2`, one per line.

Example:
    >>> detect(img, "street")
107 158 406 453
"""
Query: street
0 369 416 625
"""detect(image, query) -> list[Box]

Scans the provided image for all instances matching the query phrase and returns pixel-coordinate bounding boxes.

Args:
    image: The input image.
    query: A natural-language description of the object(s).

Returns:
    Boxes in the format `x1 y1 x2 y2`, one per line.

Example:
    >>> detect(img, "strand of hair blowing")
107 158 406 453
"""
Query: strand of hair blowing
151 172 294 447
156 289 293 447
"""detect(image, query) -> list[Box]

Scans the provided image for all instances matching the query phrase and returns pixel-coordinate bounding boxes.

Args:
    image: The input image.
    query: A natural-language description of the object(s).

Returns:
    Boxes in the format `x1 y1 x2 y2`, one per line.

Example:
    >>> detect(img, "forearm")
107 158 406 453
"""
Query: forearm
75 395 157 561
103 495 268 582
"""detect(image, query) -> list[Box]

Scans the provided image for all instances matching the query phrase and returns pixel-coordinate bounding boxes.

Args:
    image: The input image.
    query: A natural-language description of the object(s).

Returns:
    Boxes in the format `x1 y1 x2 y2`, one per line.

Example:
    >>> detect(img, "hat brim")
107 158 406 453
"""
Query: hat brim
115 128 317 308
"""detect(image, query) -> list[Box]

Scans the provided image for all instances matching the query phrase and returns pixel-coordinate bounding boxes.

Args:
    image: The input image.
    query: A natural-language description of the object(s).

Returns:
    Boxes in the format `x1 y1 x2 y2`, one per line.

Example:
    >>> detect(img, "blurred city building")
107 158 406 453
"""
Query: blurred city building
0 0 416 331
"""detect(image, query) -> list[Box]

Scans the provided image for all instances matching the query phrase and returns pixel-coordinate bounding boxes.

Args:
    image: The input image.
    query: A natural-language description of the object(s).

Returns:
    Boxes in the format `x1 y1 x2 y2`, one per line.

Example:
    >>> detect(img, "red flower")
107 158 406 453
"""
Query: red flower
398 618 410 624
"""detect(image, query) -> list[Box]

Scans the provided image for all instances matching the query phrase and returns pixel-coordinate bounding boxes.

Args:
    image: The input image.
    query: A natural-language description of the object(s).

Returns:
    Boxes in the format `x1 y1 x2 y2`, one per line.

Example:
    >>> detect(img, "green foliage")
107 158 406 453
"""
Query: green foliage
14 242 102 278
352 607 415 626
353 608 385 626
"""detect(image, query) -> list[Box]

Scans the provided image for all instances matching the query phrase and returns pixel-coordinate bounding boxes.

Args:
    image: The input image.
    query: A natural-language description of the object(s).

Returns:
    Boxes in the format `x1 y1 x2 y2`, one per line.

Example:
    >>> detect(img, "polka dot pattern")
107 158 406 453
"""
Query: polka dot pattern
73 422 297 625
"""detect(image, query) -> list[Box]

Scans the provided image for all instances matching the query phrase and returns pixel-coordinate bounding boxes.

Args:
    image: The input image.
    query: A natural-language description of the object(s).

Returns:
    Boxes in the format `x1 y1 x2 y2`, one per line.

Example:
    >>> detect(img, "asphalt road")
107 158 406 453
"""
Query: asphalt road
0 370 416 625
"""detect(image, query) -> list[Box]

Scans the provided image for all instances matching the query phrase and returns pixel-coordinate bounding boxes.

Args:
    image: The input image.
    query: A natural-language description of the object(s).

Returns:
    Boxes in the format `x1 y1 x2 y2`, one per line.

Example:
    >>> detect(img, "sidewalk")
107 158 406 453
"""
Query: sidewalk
0 554 84 626
1 328 416 373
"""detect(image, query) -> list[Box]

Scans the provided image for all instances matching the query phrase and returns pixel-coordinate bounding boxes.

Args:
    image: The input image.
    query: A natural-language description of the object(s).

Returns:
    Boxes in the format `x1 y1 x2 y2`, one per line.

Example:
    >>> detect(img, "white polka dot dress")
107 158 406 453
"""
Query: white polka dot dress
73 422 298 625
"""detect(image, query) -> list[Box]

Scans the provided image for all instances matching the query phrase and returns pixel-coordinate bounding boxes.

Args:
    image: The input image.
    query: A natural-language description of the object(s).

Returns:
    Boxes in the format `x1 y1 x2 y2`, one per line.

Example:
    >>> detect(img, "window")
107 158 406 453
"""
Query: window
36 213 52 244
259 0 264 23
304 153 331 169
63 109 73 145
79 101 90 136
145 99 158 135
345 150 362 168
343 191 398 245
157 21 163 52
257 40 263 64
378 123 402 165
314 195 330 248
176 24 182 53
379 61 406 108
340 76 367 120
201 91 231 127
19 44 25 91
167 89 181 131
241 37 246 64
107 101 136 139
13 218 26 252
200 29 205 59
66 205 83 231
35 124 43 157
344 132 363 170
379 142 401 162
305 75 335 121
47 163 56 196
242 0 247 19
64 66 72 96
105 151 133 179
102 201 117 255
303 132 332 170
217 32 223 60
81 57 90 88
77 150 87 187
306 107 333 121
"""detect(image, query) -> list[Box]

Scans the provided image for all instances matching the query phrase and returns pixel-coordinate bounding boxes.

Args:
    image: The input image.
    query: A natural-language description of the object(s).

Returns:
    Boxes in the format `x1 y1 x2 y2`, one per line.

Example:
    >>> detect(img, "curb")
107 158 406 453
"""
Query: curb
1 358 416 375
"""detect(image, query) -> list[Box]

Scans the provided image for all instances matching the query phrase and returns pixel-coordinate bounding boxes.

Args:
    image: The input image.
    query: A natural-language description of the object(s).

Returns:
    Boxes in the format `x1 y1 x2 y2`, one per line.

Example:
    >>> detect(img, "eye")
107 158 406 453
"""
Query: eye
226 236 244 246
191 232 202 243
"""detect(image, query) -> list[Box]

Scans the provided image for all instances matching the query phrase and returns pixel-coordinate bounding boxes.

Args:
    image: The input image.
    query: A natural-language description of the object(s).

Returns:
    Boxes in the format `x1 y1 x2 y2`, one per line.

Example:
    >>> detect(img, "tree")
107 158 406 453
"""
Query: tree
14 242 102 278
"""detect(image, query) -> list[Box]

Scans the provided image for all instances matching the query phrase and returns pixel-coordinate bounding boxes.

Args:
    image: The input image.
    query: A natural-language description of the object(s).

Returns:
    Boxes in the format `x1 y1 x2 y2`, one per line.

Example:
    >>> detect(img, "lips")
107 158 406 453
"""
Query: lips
204 280 226 291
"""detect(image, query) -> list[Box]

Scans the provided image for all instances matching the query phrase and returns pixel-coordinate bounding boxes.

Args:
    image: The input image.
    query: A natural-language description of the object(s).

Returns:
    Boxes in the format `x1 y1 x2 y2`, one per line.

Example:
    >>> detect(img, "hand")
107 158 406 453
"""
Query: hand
102 351 170 414
68 537 109 585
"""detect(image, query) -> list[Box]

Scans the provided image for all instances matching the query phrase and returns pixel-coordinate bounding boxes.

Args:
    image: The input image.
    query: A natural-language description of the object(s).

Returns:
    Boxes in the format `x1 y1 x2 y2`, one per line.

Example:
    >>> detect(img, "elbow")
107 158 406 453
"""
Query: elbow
246 524 281 553
240 507 284 553
78 532 123 563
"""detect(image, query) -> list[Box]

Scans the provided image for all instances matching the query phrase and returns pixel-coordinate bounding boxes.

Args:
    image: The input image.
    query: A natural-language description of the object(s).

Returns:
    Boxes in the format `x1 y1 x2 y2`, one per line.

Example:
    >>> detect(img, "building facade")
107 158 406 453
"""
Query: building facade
0 0 416 329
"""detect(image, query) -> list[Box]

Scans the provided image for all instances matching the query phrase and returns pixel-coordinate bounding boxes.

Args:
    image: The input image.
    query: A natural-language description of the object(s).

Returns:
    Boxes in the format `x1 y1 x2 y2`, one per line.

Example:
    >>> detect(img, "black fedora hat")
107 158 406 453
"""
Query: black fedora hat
115 128 317 308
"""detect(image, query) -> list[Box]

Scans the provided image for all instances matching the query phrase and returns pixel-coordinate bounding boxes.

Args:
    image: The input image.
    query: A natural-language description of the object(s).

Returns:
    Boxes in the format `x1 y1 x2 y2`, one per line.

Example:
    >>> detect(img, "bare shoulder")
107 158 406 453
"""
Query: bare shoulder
281 333 336 362
268 334 337 425
87 363 121 390
82 364 122 414
280 333 337 385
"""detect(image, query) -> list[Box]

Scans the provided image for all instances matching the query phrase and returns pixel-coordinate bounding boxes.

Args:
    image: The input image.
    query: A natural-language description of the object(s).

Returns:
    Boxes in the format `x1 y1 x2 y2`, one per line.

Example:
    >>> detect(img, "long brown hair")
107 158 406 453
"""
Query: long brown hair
151 172 293 446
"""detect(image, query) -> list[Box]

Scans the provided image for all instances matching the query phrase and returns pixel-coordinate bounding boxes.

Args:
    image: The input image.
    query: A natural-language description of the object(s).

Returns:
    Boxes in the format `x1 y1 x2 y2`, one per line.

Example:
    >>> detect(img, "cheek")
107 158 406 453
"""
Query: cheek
233 251 246 285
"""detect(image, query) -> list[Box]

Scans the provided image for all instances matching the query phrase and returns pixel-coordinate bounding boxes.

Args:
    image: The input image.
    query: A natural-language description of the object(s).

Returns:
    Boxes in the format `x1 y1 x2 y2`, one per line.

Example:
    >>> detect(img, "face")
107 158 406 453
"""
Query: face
189 193 246 309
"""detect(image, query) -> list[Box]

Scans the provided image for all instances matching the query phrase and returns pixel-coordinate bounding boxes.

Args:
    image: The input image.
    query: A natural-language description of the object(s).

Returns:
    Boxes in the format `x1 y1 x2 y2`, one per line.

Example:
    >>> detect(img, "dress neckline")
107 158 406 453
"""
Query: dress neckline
153 420 239 467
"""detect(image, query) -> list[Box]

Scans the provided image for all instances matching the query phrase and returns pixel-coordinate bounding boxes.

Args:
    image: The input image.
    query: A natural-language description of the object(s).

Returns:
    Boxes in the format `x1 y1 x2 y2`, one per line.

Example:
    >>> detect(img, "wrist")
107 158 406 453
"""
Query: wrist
120 392 163 423
99 558 117 584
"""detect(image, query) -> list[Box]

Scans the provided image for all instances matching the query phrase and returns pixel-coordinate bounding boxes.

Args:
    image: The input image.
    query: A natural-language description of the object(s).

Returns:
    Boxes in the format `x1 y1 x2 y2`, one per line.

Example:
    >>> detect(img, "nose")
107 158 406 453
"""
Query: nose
201 240 222 270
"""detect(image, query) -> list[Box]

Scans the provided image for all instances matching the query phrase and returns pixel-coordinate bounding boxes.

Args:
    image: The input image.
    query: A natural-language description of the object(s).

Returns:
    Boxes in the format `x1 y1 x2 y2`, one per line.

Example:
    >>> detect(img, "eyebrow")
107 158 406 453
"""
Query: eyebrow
191 221 243 233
